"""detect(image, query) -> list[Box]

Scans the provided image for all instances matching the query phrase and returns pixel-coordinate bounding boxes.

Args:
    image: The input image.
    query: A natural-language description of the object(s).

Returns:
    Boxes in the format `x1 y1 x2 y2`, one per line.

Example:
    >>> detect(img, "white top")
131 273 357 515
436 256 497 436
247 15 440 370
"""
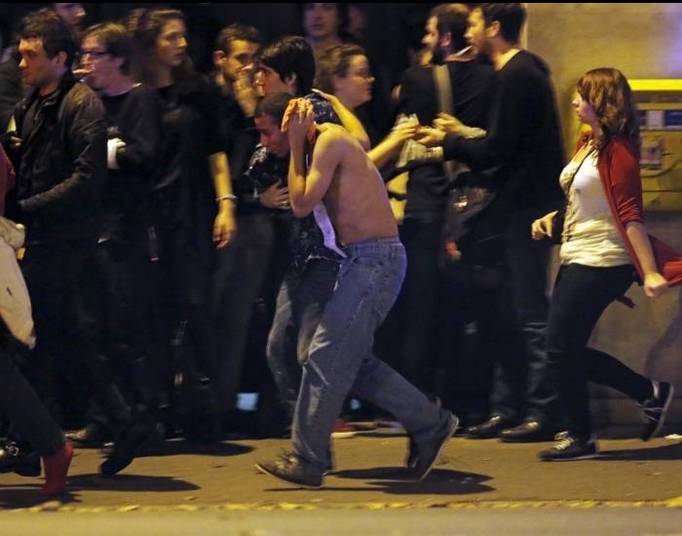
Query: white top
559 151 631 267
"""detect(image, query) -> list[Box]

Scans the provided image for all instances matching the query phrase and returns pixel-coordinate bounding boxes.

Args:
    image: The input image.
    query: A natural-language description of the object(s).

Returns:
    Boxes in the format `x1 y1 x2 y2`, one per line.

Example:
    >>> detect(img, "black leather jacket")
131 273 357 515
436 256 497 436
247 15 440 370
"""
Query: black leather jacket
10 71 106 243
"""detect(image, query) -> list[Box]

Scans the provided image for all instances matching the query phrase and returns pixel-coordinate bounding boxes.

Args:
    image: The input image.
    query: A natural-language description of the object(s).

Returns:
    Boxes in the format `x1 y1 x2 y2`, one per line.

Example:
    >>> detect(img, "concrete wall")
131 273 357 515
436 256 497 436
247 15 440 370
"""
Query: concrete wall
527 4 682 433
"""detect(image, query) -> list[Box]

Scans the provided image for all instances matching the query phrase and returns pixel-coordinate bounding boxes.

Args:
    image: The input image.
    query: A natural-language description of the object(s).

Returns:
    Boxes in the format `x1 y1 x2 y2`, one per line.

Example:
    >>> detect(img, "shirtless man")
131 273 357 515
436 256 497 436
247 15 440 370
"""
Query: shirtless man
256 99 457 489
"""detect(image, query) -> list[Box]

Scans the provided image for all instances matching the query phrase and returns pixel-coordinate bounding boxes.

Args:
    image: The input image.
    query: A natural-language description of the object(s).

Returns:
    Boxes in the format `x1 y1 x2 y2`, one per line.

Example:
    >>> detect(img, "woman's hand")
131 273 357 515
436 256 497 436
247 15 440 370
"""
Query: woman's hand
531 210 558 240
259 182 290 210
213 208 237 249
386 121 418 149
643 272 669 299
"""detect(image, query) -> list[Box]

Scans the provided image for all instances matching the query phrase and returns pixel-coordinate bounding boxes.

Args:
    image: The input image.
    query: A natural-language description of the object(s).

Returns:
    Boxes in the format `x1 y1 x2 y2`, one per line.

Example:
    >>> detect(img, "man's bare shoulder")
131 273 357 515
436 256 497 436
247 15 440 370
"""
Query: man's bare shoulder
316 123 354 145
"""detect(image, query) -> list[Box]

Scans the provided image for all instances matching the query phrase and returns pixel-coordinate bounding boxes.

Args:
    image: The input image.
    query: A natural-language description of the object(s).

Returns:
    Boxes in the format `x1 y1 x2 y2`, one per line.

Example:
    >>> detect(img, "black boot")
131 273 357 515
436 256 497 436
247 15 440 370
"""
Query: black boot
100 414 159 476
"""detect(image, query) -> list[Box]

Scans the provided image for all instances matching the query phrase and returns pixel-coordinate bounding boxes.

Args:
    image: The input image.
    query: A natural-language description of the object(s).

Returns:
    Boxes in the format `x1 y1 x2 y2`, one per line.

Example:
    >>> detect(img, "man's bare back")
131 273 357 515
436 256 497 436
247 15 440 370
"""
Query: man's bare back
284 99 397 246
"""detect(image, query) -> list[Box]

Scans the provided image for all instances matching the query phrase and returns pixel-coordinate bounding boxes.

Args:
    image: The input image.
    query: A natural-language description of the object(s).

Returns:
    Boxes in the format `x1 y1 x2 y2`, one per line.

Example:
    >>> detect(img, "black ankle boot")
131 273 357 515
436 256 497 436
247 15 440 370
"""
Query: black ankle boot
0 439 41 477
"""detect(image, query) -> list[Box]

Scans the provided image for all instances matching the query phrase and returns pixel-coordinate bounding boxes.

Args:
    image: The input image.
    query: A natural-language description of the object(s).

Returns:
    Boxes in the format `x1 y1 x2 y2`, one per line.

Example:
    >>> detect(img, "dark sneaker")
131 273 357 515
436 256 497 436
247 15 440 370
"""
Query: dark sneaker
0 439 41 477
640 381 675 441
255 451 323 489
465 415 514 439
538 433 598 461
412 413 458 481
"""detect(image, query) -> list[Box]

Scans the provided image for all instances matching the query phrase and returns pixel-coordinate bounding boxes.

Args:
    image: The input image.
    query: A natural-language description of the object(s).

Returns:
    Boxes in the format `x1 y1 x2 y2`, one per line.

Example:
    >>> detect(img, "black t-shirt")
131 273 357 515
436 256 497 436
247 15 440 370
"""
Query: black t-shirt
397 59 496 217
154 75 226 231
443 50 565 211
100 84 160 239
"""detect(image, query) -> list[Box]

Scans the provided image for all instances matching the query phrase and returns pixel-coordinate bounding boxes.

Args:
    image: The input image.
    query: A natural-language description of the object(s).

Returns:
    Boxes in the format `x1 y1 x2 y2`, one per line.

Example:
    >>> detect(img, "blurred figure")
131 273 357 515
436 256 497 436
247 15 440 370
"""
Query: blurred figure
2 8 106 479
0 143 73 497
53 3 86 36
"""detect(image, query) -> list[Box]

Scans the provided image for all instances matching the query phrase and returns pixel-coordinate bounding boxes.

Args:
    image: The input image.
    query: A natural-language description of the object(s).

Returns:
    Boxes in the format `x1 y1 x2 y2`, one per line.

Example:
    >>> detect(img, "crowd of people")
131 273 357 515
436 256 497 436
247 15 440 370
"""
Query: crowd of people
0 3 680 494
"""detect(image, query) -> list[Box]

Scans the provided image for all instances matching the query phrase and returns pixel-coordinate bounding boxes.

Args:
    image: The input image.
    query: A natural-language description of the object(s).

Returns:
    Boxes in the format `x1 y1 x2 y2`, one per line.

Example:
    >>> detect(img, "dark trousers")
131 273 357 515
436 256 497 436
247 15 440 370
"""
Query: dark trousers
0 336 64 456
382 217 446 390
151 220 217 414
19 240 129 430
495 206 561 423
93 234 155 412
547 263 651 439
211 211 287 413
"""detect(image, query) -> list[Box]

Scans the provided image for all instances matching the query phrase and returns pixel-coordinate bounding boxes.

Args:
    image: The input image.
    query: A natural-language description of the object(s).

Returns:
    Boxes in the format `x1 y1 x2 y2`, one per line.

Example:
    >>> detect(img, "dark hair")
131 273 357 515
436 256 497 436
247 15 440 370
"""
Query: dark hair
126 7 191 86
214 23 262 55
83 22 132 75
19 8 79 68
314 43 366 93
299 3 350 41
255 92 294 126
257 36 315 97
577 68 640 155
477 3 526 44
430 4 470 52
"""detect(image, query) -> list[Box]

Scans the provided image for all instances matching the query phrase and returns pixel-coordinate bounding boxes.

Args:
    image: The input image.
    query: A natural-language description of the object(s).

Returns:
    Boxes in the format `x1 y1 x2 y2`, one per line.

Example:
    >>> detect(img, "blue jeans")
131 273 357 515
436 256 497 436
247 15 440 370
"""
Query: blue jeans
291 237 448 472
266 258 340 417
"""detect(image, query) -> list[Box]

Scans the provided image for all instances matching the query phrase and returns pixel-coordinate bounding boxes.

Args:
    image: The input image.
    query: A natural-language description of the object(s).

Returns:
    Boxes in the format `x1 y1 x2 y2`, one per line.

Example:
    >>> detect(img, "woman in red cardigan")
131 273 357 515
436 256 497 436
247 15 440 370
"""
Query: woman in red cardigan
531 68 675 461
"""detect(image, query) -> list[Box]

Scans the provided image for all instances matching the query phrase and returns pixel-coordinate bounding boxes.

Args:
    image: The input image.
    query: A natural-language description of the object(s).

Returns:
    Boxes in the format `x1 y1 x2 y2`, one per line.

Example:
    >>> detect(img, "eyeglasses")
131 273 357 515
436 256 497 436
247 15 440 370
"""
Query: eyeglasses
81 50 110 59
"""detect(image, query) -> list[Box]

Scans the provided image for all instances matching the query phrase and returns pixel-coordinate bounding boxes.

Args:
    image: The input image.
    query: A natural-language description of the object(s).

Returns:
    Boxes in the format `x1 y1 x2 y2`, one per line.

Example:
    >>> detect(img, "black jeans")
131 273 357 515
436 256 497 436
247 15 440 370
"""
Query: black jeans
547 263 651 439
495 206 560 424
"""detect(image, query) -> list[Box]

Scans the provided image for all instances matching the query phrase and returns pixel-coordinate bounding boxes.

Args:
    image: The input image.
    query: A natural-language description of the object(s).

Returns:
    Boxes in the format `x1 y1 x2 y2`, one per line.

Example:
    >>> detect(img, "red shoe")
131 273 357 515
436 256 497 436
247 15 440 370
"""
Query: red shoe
41 441 73 496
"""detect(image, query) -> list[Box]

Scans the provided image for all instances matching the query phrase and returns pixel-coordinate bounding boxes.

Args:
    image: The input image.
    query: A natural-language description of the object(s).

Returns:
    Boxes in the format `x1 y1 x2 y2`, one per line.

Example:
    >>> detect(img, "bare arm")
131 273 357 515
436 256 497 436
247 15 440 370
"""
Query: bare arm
625 221 668 298
288 130 339 218
209 151 237 248
368 121 418 169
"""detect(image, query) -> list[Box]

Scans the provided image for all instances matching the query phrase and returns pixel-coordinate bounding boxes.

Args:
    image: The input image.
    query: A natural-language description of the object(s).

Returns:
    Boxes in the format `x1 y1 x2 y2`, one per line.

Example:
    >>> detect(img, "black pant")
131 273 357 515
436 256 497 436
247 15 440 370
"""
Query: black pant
380 217 447 390
547 263 651 439
91 233 155 414
494 206 560 424
0 335 64 456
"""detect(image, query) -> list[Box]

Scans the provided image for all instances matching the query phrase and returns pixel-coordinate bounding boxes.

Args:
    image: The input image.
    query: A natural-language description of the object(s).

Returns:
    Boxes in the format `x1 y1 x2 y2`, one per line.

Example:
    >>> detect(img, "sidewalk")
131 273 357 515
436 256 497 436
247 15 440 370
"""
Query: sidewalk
1 434 681 511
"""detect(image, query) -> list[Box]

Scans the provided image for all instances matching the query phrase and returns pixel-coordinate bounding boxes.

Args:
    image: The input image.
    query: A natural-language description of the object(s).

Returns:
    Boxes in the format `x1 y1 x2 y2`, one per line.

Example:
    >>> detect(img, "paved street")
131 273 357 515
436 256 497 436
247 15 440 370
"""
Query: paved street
1 433 681 533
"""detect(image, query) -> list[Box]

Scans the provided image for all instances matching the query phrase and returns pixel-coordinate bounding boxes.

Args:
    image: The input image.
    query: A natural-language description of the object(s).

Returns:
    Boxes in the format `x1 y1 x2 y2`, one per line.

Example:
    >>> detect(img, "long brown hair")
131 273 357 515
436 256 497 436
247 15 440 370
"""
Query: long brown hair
126 7 192 87
576 68 640 155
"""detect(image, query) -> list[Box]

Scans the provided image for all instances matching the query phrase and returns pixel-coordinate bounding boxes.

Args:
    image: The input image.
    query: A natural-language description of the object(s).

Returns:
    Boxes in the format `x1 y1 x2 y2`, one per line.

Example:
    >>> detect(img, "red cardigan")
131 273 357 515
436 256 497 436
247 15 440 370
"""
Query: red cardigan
577 135 682 288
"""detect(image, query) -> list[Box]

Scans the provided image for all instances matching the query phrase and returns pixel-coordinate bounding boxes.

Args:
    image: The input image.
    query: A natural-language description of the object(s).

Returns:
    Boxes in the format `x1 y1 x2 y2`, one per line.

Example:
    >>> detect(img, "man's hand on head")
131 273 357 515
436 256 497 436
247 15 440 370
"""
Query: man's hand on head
282 98 316 147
